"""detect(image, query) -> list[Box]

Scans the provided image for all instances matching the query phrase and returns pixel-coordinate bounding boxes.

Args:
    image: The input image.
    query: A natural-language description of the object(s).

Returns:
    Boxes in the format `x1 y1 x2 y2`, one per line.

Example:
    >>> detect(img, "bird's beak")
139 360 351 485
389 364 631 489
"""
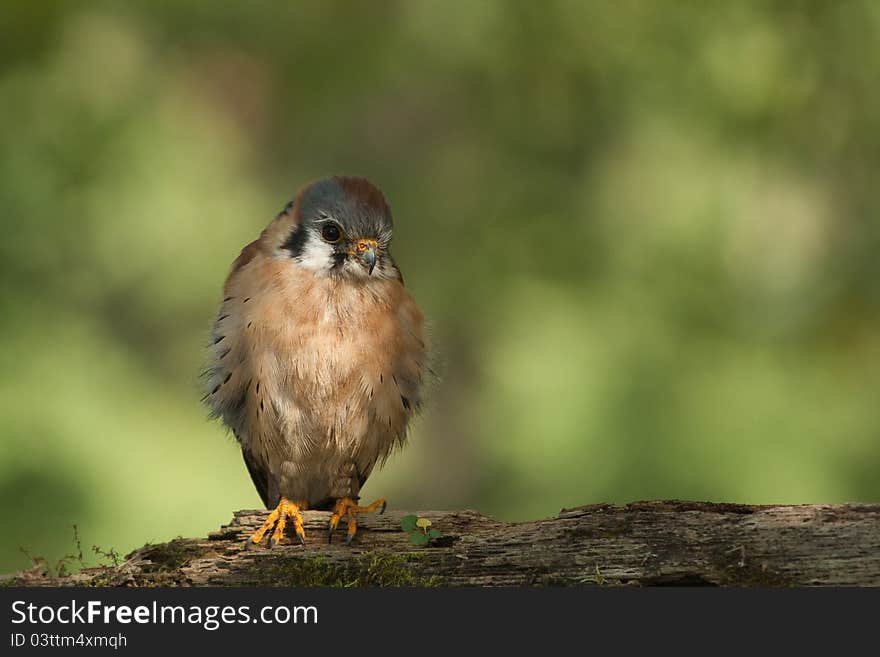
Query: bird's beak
355 239 378 275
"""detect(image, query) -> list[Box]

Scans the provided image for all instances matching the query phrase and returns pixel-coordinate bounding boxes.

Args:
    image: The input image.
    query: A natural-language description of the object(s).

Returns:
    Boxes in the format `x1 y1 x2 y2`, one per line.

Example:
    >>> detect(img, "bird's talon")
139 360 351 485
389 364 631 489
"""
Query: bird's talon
327 497 386 545
250 498 307 547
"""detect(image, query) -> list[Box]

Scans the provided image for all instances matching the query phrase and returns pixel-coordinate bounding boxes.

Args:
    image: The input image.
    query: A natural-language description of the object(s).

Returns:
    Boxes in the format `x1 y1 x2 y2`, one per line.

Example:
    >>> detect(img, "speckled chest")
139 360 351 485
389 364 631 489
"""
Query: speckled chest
220 257 425 465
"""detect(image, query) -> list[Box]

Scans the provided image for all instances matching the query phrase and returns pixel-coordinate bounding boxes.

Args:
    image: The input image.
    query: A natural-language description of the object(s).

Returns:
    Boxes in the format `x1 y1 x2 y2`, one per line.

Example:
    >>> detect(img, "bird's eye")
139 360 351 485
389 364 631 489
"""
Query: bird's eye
321 223 342 243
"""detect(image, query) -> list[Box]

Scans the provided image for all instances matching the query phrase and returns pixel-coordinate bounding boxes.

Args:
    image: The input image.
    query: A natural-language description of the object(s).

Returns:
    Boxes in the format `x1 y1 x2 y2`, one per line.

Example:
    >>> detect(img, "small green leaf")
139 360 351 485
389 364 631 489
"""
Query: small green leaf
428 529 442 539
401 515 418 532
409 532 430 546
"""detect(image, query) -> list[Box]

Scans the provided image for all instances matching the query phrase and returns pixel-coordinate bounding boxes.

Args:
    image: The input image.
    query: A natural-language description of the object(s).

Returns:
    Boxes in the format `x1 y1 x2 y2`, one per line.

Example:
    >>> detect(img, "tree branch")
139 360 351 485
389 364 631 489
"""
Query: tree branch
6 501 880 586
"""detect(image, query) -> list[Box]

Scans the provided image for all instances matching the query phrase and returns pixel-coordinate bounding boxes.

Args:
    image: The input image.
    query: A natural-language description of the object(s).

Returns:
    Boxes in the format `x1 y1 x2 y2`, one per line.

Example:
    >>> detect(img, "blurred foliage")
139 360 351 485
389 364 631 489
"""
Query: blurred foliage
2 1 880 572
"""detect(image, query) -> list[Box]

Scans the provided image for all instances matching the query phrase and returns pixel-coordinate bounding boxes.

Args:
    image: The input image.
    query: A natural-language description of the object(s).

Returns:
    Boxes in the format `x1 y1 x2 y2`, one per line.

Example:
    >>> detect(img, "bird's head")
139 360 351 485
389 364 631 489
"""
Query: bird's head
275 176 396 280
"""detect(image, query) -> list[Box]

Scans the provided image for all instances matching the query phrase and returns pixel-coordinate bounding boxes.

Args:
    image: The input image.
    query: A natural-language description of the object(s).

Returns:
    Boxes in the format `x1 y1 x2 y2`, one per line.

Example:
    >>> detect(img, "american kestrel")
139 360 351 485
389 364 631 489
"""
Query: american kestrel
204 176 427 545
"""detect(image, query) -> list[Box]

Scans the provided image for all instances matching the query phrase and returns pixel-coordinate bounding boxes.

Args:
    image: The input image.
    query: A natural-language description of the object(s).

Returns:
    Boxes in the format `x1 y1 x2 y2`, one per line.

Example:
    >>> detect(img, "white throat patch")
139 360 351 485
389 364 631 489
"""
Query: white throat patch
292 229 336 274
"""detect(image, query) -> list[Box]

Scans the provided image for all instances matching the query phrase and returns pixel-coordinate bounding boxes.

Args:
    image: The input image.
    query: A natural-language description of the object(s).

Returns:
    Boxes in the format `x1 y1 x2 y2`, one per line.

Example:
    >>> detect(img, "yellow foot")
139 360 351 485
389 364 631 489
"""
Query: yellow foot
251 498 307 547
327 497 387 545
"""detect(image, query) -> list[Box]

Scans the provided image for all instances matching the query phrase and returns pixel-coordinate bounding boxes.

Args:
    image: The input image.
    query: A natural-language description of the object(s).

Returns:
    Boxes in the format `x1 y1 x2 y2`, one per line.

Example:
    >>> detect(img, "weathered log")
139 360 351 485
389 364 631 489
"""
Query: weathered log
6 501 880 586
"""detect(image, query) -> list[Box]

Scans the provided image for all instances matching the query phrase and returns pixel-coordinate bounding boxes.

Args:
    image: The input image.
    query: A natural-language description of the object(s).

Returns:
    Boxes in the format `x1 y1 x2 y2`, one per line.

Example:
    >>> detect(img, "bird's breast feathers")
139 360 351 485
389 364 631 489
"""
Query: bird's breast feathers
206 251 426 471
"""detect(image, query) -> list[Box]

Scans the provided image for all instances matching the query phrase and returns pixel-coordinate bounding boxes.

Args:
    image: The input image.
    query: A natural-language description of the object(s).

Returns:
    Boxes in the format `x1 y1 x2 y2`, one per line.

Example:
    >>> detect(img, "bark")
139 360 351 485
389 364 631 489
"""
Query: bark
5 501 880 586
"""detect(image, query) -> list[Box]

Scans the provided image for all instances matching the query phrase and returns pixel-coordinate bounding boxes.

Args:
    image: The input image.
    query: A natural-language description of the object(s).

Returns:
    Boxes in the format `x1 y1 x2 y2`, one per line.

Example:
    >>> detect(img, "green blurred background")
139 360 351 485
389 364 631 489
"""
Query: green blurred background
2 1 880 573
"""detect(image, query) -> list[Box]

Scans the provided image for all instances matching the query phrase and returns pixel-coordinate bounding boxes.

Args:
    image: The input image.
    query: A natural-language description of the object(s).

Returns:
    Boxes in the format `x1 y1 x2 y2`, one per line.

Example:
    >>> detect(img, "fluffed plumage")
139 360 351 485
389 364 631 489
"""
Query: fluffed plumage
204 177 426 520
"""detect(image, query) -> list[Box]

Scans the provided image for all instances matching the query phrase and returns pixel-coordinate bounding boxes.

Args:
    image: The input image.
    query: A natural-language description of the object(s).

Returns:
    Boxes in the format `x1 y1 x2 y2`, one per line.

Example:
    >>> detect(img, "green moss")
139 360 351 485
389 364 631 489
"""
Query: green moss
83 573 119 588
242 552 441 587
4 540 443 588
96 538 207 586
139 538 203 573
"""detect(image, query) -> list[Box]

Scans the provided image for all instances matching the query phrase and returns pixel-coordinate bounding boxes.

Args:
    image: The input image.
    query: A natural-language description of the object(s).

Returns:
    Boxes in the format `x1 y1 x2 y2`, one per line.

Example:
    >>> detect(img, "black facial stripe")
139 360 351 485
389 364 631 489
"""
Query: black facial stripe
281 223 309 258
330 252 347 270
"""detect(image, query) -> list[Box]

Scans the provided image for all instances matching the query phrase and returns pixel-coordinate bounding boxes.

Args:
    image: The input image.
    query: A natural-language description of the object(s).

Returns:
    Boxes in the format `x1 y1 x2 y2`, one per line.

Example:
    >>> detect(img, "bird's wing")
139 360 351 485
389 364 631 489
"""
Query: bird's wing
203 238 264 424
205 238 281 507
225 238 263 293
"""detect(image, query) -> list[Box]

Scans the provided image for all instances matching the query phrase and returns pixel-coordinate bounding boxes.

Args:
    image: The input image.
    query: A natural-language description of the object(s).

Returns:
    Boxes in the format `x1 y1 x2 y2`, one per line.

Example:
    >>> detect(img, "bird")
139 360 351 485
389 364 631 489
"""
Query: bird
204 176 427 546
